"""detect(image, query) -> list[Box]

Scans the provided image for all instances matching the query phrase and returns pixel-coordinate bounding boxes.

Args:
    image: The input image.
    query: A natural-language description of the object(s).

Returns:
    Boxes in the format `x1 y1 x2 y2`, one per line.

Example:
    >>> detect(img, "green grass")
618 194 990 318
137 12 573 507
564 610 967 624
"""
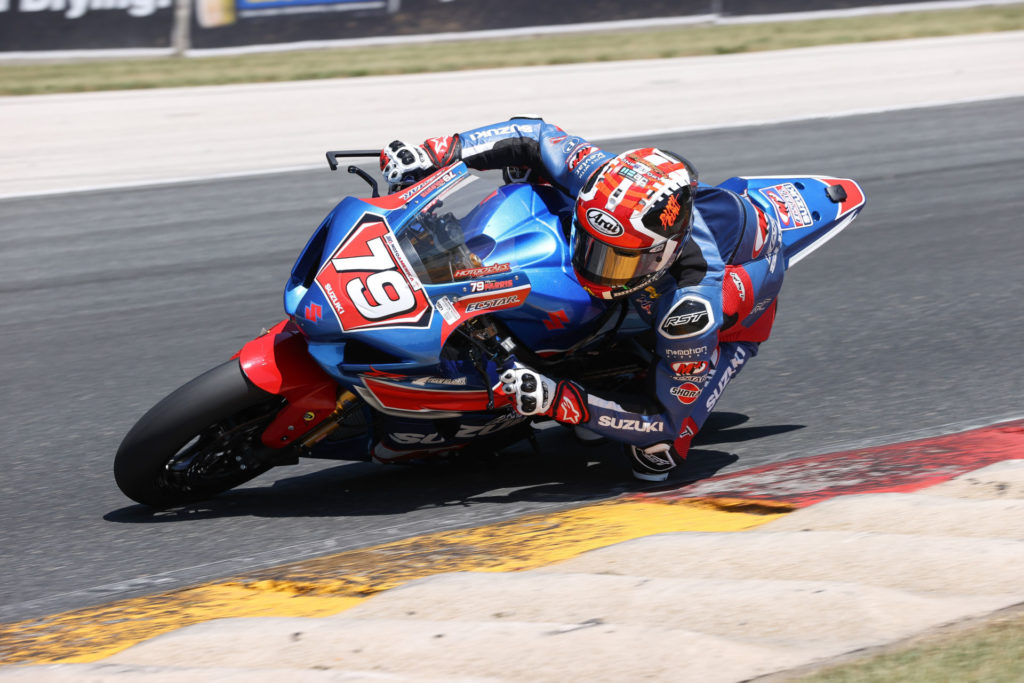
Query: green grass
1 4 1023 95
789 607 1024 682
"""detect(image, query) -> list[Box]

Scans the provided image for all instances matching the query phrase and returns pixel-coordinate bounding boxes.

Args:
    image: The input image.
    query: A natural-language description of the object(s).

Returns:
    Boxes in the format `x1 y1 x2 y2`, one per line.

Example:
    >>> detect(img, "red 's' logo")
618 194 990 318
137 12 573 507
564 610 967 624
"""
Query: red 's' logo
544 310 570 330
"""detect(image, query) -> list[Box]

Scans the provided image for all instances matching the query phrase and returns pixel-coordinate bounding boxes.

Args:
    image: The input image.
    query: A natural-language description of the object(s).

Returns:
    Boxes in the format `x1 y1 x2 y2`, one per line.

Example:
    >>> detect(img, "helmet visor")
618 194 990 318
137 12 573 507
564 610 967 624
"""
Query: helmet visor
570 220 673 289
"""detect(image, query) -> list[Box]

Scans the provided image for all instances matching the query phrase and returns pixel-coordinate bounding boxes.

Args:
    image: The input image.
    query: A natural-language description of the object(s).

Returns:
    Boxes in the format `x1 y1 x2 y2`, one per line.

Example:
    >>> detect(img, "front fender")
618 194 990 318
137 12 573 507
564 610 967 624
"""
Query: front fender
234 320 340 447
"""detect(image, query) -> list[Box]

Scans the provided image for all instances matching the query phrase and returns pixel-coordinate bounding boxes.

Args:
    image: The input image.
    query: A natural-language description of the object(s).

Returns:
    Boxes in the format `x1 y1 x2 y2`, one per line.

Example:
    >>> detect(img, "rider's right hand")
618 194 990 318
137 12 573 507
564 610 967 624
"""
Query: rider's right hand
379 140 435 187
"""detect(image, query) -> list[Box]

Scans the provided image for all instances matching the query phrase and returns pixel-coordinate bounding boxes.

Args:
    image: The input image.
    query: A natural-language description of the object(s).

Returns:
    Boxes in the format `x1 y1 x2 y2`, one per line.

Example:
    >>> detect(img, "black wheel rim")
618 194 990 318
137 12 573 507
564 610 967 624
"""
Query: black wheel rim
158 399 282 495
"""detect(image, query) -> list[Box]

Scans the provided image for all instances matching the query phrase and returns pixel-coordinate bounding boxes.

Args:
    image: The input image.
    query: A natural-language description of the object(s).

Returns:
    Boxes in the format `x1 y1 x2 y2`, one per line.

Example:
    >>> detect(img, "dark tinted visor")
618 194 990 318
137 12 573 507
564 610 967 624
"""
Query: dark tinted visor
570 220 670 288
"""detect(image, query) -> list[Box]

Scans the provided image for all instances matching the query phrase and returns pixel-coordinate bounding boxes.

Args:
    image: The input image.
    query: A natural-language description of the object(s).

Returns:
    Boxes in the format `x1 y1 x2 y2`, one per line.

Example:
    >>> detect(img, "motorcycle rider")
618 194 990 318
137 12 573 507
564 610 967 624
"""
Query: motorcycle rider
379 117 784 481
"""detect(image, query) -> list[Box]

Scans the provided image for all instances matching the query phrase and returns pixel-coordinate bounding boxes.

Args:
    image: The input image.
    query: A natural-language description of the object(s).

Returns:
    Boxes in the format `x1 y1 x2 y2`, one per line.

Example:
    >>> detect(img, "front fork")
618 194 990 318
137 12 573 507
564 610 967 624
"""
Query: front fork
234 320 362 457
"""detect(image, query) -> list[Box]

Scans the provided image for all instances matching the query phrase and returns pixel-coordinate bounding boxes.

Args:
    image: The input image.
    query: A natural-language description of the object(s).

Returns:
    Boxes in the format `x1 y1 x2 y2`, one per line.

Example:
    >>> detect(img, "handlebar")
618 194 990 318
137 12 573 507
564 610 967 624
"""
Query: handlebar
325 149 381 171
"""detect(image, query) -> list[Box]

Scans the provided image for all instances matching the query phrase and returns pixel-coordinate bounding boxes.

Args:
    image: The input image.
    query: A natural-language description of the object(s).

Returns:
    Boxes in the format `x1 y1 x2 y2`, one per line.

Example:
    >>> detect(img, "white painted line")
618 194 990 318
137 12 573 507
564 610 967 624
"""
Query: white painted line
1 92 1018 202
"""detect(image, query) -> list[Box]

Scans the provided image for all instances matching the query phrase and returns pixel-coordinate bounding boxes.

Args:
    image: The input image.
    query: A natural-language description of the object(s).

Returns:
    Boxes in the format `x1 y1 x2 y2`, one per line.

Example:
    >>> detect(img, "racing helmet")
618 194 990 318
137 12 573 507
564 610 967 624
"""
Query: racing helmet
570 148 698 300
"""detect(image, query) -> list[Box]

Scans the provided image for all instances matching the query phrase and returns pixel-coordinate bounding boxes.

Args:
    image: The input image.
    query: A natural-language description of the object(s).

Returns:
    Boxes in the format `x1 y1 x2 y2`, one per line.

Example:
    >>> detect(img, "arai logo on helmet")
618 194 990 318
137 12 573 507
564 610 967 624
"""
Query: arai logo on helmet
586 209 623 237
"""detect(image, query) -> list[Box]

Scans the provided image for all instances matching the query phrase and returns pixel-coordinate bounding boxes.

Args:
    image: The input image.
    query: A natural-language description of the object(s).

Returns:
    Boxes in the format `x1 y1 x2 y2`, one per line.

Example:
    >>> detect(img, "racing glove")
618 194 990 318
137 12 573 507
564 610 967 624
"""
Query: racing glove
379 136 460 188
499 365 590 425
379 140 435 187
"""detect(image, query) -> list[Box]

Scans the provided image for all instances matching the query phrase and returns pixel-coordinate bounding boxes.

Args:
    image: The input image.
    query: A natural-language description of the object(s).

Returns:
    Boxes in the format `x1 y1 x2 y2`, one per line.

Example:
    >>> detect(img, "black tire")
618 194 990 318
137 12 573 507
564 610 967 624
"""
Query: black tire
114 359 284 507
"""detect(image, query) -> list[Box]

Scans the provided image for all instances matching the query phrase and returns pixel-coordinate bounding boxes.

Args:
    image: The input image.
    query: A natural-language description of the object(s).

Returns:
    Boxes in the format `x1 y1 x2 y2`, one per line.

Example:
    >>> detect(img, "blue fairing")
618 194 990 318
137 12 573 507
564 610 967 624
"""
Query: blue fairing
283 164 605 384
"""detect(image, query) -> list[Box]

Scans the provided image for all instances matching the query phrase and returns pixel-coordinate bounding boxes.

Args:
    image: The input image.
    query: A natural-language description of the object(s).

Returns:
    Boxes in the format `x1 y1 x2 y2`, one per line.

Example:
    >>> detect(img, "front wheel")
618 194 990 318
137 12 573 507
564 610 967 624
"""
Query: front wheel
114 360 284 507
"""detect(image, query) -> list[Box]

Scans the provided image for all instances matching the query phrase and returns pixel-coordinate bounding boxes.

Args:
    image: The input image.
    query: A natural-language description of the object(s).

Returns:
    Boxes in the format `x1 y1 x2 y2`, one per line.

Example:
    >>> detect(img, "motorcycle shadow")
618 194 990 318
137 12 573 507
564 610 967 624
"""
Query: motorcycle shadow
105 413 801 523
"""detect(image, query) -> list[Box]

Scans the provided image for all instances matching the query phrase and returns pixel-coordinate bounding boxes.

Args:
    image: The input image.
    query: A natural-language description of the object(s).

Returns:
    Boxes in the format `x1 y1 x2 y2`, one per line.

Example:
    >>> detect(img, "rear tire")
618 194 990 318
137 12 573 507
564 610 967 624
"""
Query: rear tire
114 360 283 507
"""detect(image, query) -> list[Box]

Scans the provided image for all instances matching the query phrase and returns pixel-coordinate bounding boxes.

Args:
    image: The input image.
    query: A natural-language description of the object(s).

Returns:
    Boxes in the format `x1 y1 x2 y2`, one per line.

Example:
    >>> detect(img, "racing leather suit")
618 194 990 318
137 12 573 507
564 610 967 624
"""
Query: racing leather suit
415 117 785 472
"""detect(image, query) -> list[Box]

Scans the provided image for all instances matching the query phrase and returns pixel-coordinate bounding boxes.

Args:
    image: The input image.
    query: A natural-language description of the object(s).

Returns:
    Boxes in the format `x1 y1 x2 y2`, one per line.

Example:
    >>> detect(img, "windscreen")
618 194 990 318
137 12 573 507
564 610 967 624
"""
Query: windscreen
395 173 499 284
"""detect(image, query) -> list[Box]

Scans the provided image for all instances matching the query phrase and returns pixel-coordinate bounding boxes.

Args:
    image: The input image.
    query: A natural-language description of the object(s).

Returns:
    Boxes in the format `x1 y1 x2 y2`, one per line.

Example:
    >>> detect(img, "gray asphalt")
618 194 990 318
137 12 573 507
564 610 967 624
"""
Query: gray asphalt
1 98 1022 623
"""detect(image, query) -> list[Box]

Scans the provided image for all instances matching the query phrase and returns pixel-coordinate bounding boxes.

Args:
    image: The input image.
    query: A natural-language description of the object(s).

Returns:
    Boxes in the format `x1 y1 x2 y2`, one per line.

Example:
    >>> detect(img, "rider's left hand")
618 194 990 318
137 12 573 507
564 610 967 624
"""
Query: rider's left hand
379 140 435 187
499 365 589 425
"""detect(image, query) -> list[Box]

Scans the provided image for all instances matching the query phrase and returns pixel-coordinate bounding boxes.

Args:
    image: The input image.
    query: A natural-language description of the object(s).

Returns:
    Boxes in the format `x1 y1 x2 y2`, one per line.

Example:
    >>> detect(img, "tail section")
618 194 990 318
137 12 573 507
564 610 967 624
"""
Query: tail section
718 176 866 269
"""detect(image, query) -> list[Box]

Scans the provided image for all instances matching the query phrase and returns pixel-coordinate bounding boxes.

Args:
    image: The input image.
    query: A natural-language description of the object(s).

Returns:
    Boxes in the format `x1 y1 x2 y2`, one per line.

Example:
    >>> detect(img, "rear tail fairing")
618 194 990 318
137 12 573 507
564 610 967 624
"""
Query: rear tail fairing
717 176 866 269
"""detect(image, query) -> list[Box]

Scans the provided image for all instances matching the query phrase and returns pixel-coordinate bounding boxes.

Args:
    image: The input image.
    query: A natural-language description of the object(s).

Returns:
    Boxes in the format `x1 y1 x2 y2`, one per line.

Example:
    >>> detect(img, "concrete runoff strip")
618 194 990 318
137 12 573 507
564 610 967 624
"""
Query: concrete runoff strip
920 458 1024 498
1 31 1023 199
338 573 1014 650
3 457 1024 681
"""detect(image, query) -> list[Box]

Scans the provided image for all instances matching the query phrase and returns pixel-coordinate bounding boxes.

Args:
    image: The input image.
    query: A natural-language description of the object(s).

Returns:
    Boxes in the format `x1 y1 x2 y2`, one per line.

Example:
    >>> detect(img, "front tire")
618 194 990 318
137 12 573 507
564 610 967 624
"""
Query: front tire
114 360 284 507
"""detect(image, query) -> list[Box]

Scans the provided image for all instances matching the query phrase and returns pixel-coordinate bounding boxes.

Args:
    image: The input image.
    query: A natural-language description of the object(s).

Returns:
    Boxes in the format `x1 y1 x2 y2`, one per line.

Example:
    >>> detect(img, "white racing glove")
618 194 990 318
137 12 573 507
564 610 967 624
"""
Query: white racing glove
379 140 435 187
499 365 590 425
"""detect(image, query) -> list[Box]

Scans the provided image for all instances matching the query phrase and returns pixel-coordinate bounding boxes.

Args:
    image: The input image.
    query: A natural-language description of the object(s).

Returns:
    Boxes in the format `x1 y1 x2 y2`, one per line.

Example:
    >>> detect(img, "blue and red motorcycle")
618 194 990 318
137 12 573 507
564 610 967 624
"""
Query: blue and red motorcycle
114 150 865 507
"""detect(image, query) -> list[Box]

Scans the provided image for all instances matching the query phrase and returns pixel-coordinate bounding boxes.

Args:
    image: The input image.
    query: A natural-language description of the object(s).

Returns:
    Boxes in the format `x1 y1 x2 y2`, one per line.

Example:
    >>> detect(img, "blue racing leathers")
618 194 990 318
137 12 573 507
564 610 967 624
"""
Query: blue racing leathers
421 118 785 466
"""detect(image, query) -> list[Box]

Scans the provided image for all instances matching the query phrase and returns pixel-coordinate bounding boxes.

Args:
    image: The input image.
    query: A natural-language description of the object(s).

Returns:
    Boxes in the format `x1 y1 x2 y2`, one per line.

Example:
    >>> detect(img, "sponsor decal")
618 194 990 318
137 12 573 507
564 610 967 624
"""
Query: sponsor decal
752 206 770 259
586 208 624 237
315 217 432 332
410 375 467 386
398 169 456 202
435 296 460 325
469 279 514 293
660 194 682 228
750 298 772 317
761 183 812 228
561 137 583 153
671 382 702 405
664 345 709 359
465 294 522 313
617 165 654 183
557 396 581 424
670 360 710 376
597 415 665 433
423 136 451 162
543 309 569 331
659 296 714 339
453 262 512 279
467 124 536 143
573 151 608 178
704 346 749 412
567 144 595 172
10 0 171 19
438 285 531 345
729 271 747 302
303 302 323 323
553 381 589 425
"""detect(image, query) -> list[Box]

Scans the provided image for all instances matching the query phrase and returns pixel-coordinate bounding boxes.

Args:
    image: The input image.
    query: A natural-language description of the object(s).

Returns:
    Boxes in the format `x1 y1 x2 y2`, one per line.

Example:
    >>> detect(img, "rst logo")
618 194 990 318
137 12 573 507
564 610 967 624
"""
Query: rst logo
586 209 624 237
659 296 714 339
314 217 432 332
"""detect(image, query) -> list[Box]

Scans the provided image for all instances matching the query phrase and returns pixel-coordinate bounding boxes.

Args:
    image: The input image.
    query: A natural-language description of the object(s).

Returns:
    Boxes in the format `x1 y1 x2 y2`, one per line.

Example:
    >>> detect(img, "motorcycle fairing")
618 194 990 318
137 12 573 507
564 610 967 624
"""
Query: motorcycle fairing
285 164 605 380
233 320 341 447
717 175 866 269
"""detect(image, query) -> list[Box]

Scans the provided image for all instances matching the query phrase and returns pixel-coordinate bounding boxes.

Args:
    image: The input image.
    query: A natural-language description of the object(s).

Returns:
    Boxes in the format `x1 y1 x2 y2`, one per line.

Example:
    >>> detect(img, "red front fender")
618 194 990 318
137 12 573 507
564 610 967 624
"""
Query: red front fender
233 320 340 447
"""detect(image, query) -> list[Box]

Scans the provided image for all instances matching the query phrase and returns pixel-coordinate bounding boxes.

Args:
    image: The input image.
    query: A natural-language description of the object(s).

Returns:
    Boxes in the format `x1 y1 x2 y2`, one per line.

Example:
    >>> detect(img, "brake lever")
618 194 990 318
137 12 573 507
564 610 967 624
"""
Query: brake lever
346 165 380 198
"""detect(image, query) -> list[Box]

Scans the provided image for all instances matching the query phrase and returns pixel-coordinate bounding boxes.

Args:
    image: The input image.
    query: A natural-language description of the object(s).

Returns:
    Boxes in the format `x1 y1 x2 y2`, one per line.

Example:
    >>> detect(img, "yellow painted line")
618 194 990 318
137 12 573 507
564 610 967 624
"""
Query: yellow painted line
0 497 790 665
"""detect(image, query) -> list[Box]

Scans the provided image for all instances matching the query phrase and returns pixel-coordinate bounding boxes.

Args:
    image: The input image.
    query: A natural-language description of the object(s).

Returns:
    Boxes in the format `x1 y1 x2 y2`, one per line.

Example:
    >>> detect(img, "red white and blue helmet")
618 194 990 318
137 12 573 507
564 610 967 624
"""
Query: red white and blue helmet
570 148 698 300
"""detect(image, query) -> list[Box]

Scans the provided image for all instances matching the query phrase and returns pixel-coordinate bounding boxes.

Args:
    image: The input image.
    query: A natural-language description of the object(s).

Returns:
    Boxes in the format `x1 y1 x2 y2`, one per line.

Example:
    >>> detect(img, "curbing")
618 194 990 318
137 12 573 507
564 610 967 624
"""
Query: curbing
0 460 1022 680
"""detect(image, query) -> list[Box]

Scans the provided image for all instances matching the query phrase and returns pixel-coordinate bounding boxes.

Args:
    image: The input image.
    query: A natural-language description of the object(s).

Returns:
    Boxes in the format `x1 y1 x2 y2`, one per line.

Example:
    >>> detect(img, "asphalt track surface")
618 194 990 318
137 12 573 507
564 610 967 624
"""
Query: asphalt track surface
1 97 1022 624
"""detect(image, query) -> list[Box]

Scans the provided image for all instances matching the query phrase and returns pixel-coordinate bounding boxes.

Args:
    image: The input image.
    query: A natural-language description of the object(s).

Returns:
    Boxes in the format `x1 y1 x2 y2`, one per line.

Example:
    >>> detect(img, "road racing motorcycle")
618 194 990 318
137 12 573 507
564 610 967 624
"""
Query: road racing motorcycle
114 150 866 507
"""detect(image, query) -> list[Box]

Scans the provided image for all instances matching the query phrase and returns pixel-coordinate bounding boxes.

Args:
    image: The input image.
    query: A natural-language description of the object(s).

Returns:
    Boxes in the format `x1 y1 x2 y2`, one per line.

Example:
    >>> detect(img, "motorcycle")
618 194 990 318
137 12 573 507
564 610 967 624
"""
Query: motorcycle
114 150 866 507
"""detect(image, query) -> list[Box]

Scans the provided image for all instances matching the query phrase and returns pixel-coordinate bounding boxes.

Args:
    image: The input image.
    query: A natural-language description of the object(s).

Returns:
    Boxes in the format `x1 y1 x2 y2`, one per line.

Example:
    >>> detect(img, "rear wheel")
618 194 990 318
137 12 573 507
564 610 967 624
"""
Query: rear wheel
114 360 284 507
